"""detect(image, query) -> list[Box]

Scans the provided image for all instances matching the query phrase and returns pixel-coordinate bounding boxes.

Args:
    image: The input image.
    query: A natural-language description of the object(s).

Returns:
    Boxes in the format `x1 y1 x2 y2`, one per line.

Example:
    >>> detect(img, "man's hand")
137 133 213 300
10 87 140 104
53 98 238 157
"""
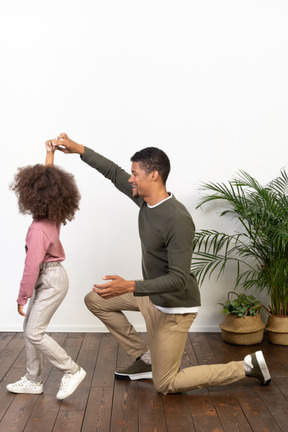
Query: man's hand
54 133 85 155
93 275 135 299
18 304 26 317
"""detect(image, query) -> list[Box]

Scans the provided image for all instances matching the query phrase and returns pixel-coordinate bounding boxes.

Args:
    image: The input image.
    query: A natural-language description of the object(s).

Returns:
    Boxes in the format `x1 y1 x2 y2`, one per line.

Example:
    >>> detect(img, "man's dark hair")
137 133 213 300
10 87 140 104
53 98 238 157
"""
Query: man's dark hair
130 147 170 185
10 164 81 225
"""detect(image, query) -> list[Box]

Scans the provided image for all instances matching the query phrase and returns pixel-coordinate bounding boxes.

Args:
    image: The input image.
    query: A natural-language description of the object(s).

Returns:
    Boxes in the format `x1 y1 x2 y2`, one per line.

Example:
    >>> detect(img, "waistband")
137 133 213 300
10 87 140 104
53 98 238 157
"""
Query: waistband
40 262 62 270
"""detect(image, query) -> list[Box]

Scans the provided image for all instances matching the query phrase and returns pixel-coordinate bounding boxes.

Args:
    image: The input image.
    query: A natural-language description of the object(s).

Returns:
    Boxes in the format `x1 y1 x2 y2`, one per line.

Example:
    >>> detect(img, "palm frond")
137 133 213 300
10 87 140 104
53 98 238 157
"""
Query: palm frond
193 169 288 315
269 169 288 197
192 230 255 286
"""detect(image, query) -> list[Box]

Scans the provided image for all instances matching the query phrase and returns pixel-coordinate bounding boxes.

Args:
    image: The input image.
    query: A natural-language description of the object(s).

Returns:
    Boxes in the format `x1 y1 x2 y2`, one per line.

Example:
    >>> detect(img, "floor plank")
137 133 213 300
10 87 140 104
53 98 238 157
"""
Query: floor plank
110 379 139 432
188 390 224 432
138 380 166 432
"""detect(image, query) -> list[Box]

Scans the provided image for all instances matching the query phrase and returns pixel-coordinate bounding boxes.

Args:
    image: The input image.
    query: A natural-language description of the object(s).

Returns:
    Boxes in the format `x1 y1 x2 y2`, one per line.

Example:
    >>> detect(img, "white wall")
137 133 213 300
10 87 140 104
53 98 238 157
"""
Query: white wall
1 0 287 332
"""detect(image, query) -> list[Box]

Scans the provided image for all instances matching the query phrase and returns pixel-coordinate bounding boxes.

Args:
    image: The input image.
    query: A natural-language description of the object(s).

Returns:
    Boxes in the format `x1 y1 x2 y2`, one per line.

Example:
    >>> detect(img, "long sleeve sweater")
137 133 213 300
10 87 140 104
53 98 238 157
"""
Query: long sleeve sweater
81 147 201 308
17 219 65 306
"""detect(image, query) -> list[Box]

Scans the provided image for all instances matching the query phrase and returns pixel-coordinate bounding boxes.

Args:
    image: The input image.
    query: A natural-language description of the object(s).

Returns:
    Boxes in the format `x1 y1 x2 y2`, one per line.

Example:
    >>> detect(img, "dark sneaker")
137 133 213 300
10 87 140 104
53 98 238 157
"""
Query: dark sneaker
115 359 152 381
244 350 271 385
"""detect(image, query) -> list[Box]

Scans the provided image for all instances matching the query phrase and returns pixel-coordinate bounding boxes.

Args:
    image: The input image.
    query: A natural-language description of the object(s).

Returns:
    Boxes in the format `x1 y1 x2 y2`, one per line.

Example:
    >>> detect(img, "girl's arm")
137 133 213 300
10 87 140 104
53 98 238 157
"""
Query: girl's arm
45 139 56 165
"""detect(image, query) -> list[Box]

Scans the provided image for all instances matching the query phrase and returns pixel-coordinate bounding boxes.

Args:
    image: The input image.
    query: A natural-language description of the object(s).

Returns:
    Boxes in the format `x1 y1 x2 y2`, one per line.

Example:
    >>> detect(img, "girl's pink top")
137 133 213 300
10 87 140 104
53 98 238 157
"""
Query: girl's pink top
17 219 65 306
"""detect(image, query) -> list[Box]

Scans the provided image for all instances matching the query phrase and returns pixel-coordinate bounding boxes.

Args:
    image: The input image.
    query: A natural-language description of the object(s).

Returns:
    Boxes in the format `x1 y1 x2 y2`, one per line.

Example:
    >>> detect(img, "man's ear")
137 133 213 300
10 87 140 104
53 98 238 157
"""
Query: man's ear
151 170 160 181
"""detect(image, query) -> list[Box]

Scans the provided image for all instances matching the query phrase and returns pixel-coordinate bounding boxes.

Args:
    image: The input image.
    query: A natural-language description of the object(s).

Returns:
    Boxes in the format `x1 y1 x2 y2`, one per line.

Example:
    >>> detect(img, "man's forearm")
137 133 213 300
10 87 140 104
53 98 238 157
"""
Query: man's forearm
73 143 85 155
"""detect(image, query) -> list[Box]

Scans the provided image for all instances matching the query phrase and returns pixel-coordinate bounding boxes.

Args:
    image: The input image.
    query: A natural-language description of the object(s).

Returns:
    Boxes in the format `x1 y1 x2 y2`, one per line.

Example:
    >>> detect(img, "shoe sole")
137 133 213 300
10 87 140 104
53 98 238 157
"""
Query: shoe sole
256 351 271 385
56 369 86 400
115 371 153 381
6 386 43 394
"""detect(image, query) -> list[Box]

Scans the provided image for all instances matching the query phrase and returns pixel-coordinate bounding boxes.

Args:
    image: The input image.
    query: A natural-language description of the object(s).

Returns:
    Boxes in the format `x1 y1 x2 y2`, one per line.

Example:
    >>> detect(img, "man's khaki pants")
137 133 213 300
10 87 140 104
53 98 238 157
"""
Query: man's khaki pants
85 291 245 394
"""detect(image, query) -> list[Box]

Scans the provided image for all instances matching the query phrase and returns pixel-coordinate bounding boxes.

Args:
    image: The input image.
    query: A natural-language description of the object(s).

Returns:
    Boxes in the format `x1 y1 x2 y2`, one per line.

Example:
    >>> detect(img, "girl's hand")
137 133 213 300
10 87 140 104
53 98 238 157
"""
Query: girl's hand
45 139 56 152
45 139 56 165
17 304 26 317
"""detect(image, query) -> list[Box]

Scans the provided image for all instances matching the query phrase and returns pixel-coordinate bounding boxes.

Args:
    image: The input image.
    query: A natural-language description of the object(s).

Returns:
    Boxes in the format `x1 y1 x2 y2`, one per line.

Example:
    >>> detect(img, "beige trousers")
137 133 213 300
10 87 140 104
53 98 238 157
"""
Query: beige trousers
85 292 245 394
24 263 78 382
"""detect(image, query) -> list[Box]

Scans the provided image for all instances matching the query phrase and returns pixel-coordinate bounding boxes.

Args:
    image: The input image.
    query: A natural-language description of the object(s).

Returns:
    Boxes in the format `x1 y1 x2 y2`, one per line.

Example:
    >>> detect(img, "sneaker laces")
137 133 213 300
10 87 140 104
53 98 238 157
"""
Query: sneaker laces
59 373 74 391
14 377 41 389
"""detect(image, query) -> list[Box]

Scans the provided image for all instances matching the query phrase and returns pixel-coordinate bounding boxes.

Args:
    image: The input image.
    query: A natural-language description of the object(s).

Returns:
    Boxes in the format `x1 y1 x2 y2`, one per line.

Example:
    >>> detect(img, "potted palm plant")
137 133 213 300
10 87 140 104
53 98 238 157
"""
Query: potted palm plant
191 169 288 345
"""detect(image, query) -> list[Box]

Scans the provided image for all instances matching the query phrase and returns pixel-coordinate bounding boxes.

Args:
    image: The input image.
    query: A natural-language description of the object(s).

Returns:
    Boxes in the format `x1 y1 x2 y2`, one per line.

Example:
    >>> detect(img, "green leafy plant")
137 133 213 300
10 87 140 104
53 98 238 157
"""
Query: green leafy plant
191 169 288 316
219 292 262 317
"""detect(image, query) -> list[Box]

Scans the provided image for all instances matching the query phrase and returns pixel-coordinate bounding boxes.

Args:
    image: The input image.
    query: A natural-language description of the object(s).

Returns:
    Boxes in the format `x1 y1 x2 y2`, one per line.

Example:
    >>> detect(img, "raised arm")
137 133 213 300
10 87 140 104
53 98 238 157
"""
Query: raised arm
51 132 142 206
45 139 56 166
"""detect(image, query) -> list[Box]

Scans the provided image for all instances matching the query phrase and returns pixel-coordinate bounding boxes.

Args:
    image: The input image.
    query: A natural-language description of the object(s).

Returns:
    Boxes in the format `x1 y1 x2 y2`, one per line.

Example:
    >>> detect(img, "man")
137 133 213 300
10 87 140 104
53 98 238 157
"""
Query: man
53 132 271 394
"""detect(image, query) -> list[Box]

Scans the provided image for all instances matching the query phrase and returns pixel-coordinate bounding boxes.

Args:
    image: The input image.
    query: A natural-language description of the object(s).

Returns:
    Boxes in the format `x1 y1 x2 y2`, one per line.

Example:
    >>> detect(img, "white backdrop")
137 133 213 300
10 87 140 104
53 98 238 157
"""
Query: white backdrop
1 0 287 332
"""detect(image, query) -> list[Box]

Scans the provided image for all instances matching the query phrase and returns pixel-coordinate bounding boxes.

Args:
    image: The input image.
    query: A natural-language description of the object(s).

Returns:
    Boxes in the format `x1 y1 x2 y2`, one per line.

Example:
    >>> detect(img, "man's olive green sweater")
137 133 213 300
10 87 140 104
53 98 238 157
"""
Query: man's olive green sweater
82 147 201 308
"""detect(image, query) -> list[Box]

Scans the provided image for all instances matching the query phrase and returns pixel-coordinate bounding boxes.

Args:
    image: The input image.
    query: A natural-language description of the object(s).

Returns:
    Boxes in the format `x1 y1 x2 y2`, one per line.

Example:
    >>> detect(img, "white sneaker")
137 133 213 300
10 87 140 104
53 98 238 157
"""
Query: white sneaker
6 376 43 394
56 367 86 400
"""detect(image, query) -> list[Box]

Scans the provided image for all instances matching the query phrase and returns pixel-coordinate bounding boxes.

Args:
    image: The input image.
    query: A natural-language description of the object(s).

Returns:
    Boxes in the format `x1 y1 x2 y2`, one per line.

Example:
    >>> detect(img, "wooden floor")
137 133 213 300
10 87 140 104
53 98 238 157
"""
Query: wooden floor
0 332 287 432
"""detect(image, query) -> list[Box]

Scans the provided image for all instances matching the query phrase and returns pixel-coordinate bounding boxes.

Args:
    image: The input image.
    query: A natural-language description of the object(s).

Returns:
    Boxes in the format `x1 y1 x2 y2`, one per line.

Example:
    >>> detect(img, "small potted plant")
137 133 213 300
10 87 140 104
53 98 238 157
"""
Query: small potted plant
219 292 266 345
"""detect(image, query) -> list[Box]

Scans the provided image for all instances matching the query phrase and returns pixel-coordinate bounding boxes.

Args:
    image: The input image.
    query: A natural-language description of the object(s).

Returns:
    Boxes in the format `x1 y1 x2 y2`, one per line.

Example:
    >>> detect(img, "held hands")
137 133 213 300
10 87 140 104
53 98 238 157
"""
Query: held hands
53 133 85 155
93 275 135 299
18 304 26 317
45 133 84 155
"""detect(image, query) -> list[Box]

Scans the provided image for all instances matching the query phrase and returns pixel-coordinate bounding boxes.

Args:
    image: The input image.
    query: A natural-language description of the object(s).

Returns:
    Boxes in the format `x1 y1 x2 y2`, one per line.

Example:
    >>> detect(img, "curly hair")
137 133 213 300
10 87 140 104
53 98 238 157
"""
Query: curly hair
130 147 171 185
10 164 81 224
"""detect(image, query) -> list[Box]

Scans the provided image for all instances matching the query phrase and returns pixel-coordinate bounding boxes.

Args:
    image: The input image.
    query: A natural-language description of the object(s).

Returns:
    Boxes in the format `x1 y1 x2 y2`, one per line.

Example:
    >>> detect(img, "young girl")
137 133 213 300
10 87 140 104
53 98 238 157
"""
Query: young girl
7 141 86 400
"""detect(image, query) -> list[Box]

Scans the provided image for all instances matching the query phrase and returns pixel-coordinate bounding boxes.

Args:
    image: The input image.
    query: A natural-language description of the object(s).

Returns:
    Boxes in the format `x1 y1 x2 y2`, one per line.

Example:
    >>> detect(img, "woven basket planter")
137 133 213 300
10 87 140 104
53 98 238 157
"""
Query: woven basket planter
266 315 288 346
219 313 266 345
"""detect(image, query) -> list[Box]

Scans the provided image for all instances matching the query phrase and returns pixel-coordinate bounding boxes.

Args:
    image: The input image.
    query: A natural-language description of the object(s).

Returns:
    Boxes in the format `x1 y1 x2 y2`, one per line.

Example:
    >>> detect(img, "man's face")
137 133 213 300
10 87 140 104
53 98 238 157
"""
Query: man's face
129 162 152 199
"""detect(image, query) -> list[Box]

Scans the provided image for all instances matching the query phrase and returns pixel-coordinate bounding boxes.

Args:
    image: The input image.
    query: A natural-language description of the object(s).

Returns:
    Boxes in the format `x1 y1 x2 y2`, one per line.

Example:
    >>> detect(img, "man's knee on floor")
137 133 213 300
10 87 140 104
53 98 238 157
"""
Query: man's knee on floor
153 376 173 395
